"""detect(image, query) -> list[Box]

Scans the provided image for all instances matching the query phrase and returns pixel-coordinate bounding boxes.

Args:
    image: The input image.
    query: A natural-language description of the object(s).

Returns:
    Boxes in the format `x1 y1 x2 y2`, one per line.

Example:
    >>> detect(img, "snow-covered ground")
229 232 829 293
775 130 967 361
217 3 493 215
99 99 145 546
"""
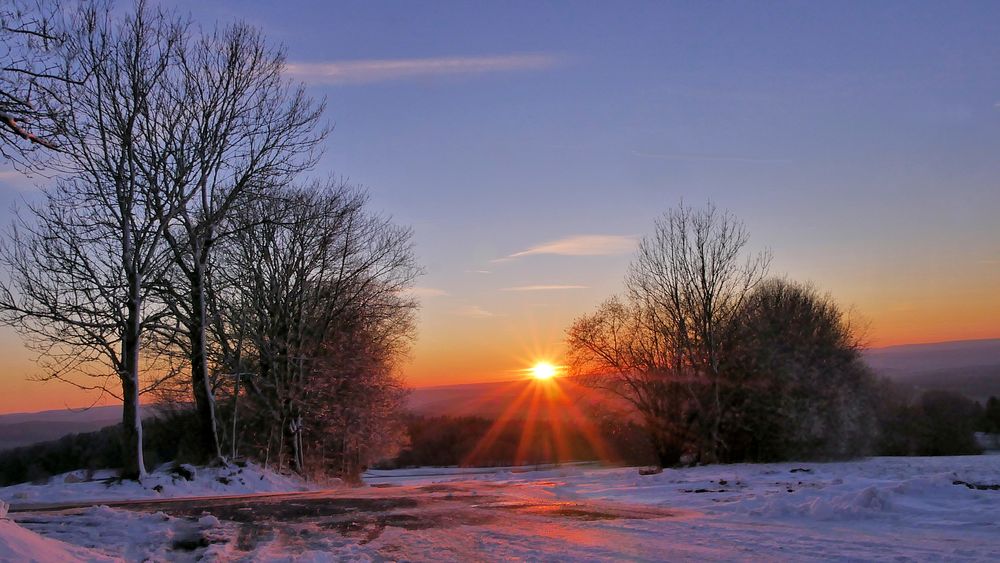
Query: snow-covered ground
0 461 314 508
3 456 1000 561
369 455 1000 527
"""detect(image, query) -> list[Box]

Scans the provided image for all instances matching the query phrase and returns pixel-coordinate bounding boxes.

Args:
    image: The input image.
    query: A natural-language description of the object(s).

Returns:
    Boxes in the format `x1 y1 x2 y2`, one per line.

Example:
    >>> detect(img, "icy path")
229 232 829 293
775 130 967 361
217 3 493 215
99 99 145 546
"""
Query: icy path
7 455 1000 561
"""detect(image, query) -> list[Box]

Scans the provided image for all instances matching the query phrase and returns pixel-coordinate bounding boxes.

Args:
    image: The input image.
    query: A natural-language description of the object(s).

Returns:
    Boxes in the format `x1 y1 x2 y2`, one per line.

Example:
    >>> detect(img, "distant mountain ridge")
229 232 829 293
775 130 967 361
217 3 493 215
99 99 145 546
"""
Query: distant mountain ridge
863 338 1000 401
863 338 1000 374
0 405 122 451
3 338 998 451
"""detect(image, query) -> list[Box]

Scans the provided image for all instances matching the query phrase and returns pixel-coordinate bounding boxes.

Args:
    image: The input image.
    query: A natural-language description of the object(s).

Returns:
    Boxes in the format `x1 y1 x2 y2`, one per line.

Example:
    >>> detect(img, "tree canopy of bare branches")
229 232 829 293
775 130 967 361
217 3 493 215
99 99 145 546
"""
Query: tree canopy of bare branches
150 20 327 463
213 182 419 476
0 4 190 478
569 202 771 465
568 202 877 466
0 0 83 162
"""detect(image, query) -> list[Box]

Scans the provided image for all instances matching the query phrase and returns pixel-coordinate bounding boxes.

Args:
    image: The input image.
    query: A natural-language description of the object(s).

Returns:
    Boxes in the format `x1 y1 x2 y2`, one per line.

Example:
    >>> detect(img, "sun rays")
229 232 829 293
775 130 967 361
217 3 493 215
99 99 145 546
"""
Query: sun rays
461 359 612 467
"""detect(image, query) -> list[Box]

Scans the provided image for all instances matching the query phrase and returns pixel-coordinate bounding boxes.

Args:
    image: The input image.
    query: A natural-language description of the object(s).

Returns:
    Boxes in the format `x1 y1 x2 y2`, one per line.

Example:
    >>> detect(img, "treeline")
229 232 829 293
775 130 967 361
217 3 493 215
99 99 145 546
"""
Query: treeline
0 2 417 480
3 389 995 484
565 202 995 467
375 388 1000 469
382 415 655 469
0 408 199 486
877 389 998 456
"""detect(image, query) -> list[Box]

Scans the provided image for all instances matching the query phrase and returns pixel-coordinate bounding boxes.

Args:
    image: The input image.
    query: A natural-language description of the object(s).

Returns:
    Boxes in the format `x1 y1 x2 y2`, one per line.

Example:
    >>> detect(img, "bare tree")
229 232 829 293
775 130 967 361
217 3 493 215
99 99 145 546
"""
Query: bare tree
0 5 189 479
568 202 770 465
215 182 419 475
0 0 65 161
567 296 692 466
152 22 326 463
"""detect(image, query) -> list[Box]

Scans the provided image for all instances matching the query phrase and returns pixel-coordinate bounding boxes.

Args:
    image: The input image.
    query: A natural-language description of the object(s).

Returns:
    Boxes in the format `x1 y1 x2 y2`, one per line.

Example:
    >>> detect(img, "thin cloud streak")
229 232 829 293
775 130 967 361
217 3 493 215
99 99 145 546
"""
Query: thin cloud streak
454 305 498 318
632 150 791 163
401 287 449 299
285 54 560 85
501 285 588 292
0 169 46 192
500 234 637 261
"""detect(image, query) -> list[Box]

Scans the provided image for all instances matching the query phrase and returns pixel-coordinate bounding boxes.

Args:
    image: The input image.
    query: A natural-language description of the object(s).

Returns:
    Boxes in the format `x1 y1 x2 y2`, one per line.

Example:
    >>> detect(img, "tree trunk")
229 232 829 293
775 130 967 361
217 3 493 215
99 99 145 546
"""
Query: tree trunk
647 417 682 468
284 403 305 474
189 262 222 463
120 293 147 480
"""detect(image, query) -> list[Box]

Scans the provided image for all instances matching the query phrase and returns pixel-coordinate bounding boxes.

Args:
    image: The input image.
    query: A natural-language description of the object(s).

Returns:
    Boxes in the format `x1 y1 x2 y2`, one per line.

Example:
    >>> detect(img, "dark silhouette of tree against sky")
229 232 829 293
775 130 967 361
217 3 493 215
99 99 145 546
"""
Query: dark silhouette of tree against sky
568 204 881 467
152 21 327 464
569 202 770 465
721 279 878 461
0 5 189 479
0 0 68 160
214 183 419 475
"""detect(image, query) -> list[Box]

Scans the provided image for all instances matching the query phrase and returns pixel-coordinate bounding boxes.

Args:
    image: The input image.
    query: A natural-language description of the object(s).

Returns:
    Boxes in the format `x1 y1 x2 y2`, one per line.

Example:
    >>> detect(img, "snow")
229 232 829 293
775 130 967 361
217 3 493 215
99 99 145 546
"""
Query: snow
1 512 118 562
8 504 238 562
368 456 1000 527
6 456 1000 561
0 461 314 508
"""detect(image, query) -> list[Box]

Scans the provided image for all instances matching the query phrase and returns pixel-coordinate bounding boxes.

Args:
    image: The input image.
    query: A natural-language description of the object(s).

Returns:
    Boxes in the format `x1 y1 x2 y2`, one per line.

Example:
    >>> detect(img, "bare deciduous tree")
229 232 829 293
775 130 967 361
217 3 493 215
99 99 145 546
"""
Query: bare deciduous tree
216 182 418 475
153 23 327 463
0 5 190 479
568 202 770 465
0 0 66 161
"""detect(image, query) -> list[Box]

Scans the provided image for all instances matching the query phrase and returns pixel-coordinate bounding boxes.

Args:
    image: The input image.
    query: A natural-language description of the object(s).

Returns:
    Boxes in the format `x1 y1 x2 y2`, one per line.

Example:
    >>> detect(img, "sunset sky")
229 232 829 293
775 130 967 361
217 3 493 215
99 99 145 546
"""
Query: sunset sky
1 1 998 413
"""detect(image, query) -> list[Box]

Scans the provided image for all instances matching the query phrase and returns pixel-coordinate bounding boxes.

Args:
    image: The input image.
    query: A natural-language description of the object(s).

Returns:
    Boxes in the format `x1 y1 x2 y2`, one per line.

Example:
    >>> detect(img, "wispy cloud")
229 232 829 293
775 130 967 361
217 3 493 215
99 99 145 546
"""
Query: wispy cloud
501 285 588 292
0 169 47 192
465 269 492 275
499 235 637 261
285 54 560 85
454 305 497 318
400 287 449 299
632 150 791 164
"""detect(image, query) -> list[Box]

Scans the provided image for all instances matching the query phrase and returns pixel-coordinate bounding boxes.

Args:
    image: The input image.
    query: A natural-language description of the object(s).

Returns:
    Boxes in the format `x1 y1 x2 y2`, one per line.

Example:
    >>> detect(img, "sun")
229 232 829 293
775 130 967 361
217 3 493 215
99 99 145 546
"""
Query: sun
530 361 558 380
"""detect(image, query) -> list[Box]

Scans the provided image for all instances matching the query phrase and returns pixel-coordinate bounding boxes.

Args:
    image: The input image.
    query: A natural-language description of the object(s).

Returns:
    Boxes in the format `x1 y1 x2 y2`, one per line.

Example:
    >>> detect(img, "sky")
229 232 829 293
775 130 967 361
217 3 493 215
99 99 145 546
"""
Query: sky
1 1 999 412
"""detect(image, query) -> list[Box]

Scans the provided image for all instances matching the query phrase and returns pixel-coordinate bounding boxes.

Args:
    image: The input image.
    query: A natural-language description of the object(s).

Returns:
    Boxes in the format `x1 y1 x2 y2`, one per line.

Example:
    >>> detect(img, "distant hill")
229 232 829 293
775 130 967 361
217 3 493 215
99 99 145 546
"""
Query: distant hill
863 339 1000 401
0 405 122 451
3 338 998 452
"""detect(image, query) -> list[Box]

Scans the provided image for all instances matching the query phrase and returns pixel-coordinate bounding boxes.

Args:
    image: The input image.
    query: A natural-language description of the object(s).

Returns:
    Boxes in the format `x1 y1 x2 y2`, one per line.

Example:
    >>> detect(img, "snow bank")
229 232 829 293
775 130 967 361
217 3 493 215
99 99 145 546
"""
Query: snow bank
0 515 117 562
0 461 314 508
11 503 238 562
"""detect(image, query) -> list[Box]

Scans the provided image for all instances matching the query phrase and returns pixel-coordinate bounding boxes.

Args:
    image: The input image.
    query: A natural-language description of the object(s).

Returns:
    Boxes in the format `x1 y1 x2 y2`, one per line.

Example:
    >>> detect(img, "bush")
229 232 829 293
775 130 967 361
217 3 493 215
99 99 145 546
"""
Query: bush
718 280 879 462
981 396 1000 433
876 385 983 456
